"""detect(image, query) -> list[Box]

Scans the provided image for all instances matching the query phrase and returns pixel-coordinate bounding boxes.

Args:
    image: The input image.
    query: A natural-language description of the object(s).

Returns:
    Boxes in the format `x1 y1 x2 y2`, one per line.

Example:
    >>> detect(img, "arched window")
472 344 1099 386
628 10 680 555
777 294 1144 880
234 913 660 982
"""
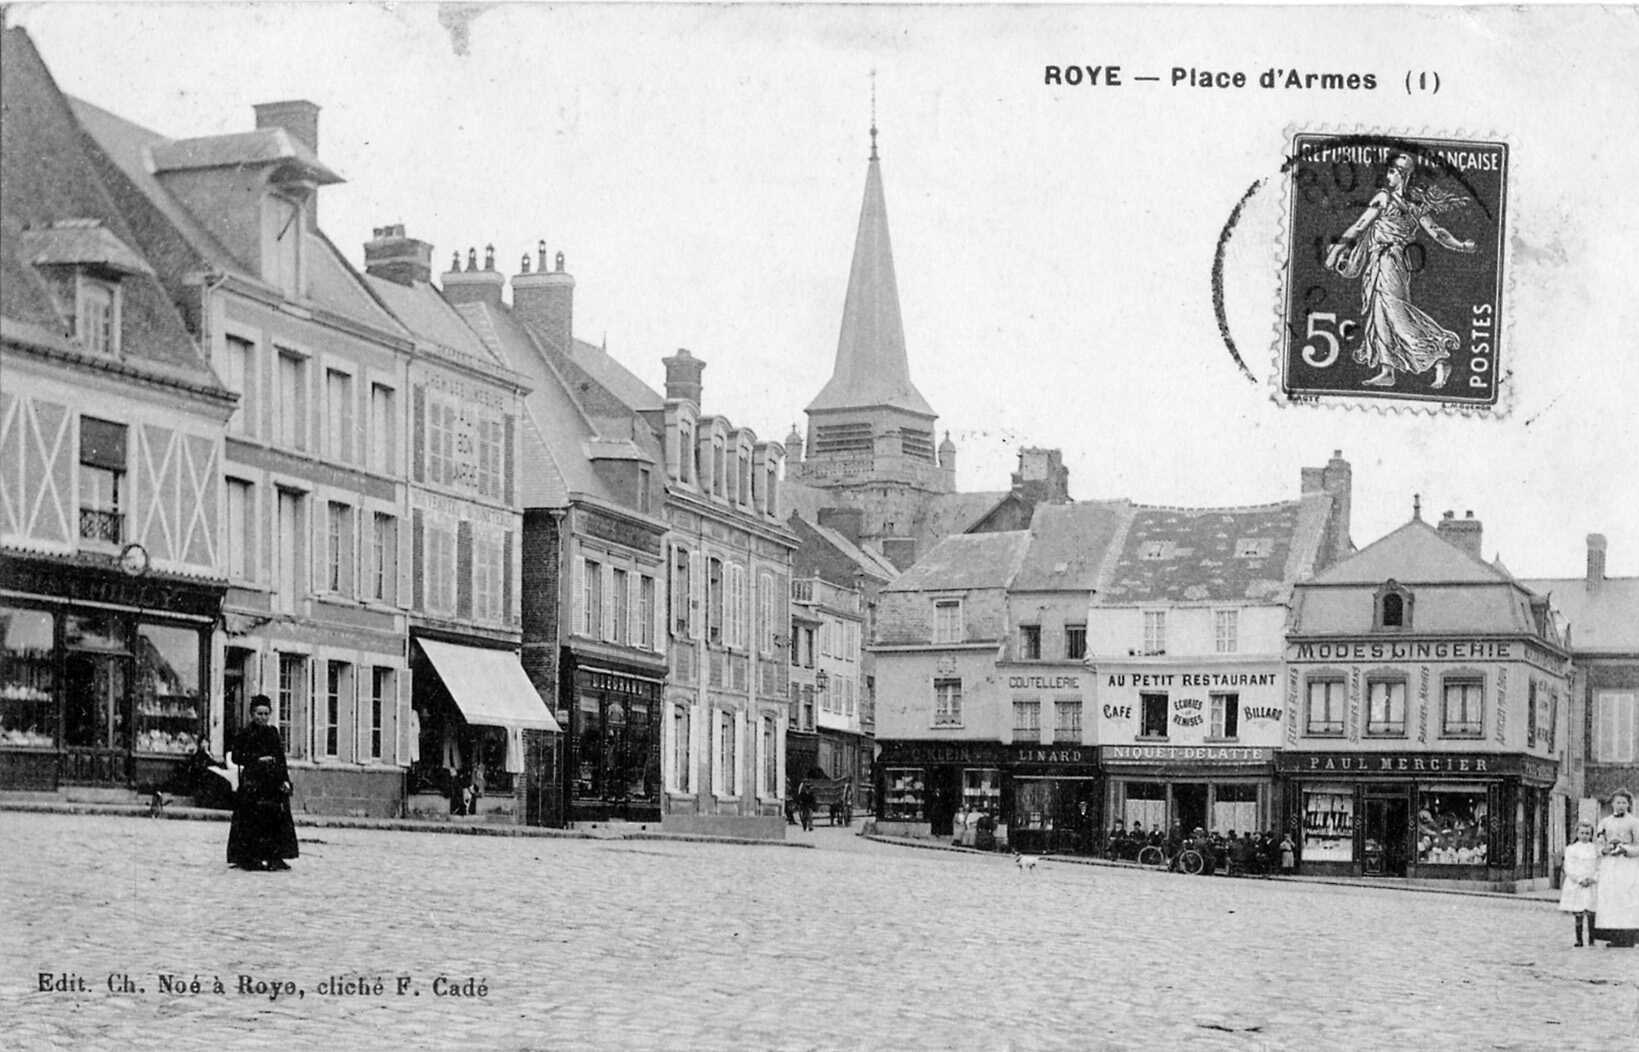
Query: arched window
1374 581 1413 630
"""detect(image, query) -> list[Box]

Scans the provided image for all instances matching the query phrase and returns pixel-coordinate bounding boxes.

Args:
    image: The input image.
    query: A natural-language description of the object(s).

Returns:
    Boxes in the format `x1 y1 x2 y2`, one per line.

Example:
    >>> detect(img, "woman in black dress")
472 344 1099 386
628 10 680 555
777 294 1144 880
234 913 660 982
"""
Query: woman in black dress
226 695 299 871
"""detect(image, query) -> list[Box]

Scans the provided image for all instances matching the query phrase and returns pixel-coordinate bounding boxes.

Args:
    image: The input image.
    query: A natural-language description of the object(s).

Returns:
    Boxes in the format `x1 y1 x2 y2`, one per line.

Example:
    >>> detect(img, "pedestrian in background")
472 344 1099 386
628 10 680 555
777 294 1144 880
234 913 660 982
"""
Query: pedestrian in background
1279 833 1296 875
226 695 298 872
797 780 816 831
1559 820 1599 947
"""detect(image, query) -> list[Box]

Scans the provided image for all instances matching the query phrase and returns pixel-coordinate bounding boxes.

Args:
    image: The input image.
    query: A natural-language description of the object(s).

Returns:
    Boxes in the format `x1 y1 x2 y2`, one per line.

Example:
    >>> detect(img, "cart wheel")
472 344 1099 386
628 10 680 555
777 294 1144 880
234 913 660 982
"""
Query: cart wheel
1137 845 1165 868
1179 849 1205 876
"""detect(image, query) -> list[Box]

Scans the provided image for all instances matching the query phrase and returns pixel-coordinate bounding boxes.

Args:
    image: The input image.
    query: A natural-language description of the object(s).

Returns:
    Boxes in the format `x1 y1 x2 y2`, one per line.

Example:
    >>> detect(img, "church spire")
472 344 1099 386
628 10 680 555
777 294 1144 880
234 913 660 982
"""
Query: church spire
805 110 934 418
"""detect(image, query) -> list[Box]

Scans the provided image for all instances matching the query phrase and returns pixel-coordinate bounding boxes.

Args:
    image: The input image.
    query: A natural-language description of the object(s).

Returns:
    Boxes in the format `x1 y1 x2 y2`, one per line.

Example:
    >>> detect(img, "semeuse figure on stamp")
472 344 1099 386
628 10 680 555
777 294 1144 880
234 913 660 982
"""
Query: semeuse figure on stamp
226 694 299 872
1325 152 1476 389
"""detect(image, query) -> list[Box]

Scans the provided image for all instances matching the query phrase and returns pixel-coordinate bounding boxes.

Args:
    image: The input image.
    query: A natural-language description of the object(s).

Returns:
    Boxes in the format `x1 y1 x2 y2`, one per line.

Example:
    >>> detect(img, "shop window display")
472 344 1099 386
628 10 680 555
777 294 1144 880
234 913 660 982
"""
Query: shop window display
1 607 56 748
962 767 1000 816
1123 781 1167 830
63 611 129 750
1416 789 1488 865
1302 787 1355 862
134 623 203 755
883 767 924 820
1212 783 1259 834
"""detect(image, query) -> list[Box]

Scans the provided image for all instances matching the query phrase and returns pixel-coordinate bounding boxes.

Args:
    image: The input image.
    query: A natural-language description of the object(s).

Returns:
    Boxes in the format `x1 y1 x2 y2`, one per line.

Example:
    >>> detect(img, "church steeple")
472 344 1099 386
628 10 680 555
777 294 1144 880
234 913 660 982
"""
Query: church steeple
805 122 934 419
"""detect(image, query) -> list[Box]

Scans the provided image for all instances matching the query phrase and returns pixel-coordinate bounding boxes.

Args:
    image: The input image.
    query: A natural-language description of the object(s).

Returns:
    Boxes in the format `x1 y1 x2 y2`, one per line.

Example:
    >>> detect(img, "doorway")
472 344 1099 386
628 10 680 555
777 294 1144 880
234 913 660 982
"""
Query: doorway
926 766 960 837
1363 795 1410 876
1173 783 1208 834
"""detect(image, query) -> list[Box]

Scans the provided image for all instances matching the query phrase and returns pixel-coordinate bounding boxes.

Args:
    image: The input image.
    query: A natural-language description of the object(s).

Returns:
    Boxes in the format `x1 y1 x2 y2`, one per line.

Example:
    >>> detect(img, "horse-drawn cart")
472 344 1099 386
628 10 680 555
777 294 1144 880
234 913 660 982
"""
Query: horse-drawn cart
805 775 855 826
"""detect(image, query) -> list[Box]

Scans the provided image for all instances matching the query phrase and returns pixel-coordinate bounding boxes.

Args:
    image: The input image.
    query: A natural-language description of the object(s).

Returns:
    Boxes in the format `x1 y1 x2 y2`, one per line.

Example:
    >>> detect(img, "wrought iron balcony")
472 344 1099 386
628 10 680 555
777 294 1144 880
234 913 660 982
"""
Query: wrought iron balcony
79 507 123 545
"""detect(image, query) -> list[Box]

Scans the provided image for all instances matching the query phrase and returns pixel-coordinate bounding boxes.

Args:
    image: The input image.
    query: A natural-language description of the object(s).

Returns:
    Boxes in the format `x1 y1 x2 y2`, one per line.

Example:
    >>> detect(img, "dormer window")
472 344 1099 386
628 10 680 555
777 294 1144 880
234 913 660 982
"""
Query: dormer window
1375 581 1414 630
20 220 148 356
77 278 117 355
1235 538 1273 559
1140 541 1172 561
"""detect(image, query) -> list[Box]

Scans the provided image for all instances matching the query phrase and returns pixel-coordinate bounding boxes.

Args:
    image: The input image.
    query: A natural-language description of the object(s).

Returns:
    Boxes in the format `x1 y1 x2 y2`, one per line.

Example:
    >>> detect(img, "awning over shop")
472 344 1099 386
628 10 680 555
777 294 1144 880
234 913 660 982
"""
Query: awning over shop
417 639 561 734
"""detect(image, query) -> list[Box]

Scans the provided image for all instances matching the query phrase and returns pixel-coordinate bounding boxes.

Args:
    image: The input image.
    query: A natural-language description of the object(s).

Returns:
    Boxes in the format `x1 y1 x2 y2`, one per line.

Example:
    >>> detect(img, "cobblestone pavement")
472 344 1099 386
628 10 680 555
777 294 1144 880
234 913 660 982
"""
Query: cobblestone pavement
3 812 1635 1051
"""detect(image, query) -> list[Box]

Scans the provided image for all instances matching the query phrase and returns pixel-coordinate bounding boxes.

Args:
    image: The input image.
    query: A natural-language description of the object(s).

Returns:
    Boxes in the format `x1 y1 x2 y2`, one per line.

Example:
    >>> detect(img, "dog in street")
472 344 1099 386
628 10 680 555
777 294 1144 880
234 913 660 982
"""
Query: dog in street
1013 851 1040 871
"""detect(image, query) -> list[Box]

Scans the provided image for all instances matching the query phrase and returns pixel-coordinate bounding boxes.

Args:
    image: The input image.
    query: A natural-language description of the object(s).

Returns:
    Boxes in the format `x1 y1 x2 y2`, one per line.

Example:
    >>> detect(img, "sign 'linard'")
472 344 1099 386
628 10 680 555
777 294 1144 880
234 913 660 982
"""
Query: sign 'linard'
1294 641 1510 662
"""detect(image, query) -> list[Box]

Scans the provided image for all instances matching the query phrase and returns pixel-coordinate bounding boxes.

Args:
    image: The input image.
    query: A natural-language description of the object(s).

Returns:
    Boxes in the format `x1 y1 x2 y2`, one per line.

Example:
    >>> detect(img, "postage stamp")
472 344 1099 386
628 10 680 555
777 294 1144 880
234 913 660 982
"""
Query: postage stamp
1276 132 1509 411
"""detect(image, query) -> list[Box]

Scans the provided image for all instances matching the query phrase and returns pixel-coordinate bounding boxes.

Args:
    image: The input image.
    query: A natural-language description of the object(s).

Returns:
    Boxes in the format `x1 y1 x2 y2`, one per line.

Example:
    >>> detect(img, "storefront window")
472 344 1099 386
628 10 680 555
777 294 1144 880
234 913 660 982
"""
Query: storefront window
1302 787 1355 862
1417 789 1488 865
1015 780 1054 831
962 767 1000 815
1123 781 1166 830
1212 783 1258 834
1 607 56 748
883 767 923 820
134 623 203 755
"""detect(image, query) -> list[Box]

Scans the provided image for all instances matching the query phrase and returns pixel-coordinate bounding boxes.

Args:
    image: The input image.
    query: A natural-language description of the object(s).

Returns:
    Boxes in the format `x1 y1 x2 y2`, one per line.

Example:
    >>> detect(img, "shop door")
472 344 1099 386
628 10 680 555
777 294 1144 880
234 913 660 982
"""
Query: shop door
1363 796 1409 876
1173 783 1208 835
523 729 562 828
61 650 131 786
926 766 960 837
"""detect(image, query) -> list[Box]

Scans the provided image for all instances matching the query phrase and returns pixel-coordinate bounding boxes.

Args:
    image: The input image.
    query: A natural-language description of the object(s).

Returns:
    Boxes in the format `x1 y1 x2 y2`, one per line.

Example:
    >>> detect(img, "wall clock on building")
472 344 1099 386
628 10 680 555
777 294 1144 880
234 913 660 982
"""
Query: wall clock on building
118 542 150 577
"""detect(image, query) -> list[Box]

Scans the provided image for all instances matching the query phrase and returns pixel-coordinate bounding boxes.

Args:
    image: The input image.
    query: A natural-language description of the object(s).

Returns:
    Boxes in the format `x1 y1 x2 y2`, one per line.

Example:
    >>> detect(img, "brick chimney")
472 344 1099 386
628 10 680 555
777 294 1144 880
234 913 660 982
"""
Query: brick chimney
363 224 432 286
939 432 957 491
512 242 574 353
1303 450 1353 565
440 244 505 308
1437 509 1484 561
662 348 705 407
1587 533 1607 588
254 100 319 153
1011 447 1070 505
253 100 322 227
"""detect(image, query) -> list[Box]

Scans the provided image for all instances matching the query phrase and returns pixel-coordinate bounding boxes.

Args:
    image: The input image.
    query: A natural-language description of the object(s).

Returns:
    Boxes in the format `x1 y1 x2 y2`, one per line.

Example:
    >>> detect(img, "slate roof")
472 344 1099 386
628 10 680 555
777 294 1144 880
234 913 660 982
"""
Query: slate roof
884 531 1031 593
1096 493 1333 604
1520 577 1639 654
2 28 224 394
792 513 899 583
70 97 403 337
564 337 664 412
151 129 341 184
363 275 504 367
1012 500 1133 591
16 220 152 276
1292 518 1555 639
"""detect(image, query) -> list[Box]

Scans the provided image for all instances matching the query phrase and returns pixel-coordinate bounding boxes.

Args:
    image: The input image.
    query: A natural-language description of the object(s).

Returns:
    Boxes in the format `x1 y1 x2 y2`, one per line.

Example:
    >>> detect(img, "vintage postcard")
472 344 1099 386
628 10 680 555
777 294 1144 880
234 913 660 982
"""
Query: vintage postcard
3 3 1638 1050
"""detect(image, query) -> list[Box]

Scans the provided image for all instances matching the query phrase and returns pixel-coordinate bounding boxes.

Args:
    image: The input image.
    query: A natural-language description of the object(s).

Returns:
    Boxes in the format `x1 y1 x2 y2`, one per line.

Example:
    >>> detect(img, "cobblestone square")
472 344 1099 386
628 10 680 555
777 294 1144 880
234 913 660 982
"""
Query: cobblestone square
1 812 1634 1050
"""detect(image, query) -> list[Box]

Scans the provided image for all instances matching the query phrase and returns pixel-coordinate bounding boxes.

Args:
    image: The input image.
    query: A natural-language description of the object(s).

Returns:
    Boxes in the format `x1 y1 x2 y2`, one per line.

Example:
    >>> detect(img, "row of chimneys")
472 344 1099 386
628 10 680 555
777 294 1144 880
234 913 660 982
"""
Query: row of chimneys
1431 508 1610 590
363 225 576 354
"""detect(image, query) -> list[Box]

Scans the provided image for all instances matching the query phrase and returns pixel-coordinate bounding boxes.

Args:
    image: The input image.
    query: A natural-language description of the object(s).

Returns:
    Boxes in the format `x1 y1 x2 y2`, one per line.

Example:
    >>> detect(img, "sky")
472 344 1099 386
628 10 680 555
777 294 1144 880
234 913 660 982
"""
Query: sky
12 3 1639 580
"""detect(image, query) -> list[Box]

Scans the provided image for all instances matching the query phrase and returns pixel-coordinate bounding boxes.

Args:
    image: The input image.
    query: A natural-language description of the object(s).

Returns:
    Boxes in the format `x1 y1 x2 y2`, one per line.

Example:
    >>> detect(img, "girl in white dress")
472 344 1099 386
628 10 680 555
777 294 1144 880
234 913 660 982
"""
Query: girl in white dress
1595 788 1639 948
1558 821 1599 948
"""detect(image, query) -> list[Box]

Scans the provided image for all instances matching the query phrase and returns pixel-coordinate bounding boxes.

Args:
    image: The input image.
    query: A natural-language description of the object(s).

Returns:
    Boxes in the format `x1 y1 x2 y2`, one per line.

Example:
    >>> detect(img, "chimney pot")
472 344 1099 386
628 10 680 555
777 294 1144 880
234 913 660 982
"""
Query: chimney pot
520 253 531 274
451 250 461 272
556 251 566 272
537 240 547 272
252 99 320 153
364 223 433 286
483 244 495 271
466 248 477 272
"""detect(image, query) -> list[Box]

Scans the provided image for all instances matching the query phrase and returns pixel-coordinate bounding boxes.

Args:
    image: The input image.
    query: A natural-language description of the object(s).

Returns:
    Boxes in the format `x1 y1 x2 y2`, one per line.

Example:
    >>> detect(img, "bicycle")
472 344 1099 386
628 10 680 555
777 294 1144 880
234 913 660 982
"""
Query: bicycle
1137 844 1205 874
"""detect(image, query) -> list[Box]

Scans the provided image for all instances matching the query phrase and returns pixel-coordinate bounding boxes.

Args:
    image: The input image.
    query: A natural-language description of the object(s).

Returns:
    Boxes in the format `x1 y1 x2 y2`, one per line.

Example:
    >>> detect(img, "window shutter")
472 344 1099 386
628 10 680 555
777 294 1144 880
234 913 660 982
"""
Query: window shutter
602 562 615 641
503 531 514 626
343 506 357 597
411 510 425 612
411 386 426 483
628 571 641 646
456 520 473 619
573 555 585 637
689 550 704 641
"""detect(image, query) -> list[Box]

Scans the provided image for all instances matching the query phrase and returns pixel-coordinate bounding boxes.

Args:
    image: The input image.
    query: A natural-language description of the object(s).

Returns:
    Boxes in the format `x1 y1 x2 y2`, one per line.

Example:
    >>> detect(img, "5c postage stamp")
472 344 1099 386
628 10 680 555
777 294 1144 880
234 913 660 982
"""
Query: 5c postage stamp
1277 132 1509 411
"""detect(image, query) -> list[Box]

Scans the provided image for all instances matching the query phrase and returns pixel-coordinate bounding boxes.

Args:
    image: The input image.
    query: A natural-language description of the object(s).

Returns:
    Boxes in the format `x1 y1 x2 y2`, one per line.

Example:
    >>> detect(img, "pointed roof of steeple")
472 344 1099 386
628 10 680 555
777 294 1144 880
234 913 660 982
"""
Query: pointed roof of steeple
806 131 934 418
